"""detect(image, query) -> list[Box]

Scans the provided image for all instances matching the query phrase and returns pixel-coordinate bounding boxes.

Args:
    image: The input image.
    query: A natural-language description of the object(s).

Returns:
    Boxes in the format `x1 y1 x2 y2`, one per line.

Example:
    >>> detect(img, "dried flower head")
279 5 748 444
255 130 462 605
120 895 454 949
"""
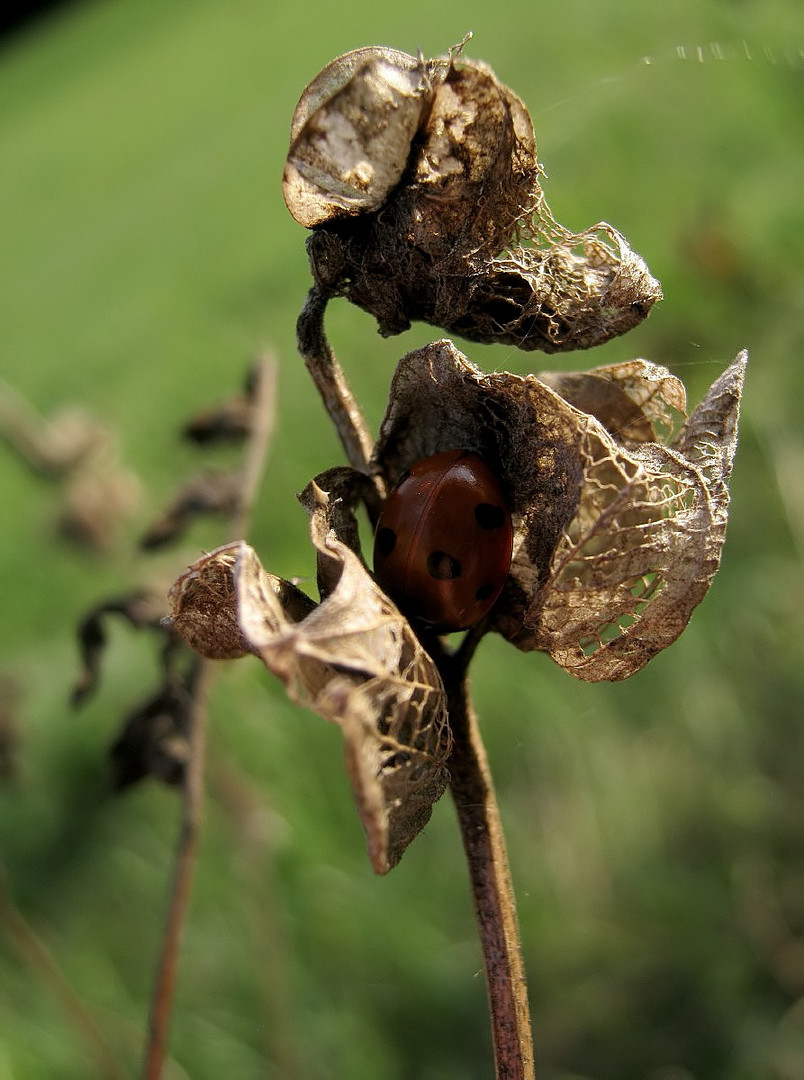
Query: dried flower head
169 345 745 866
372 342 746 680
284 43 662 352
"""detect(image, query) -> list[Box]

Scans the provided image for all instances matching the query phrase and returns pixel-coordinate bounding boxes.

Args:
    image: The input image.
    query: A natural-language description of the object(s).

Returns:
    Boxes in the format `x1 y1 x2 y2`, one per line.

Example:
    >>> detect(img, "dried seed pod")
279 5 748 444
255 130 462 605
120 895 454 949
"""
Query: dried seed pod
170 525 452 873
286 44 662 352
371 340 746 679
168 545 259 660
283 47 442 228
169 343 745 868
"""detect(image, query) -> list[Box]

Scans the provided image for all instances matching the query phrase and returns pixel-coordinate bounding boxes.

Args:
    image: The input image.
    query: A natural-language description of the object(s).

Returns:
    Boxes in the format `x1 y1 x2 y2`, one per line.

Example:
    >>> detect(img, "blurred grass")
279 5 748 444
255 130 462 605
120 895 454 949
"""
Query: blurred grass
0 0 802 1077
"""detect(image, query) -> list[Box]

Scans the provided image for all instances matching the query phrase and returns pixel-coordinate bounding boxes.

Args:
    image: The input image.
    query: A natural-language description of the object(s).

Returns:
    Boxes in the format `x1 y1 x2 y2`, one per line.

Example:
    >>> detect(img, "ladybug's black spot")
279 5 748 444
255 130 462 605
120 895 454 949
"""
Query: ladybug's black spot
427 550 461 580
474 502 505 530
375 527 397 558
475 583 496 602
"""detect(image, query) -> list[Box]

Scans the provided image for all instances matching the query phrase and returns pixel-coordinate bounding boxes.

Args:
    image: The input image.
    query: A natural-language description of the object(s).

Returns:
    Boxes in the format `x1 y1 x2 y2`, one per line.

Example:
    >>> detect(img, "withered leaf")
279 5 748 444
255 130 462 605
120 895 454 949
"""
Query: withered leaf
236 512 452 872
170 520 452 872
110 679 192 790
71 592 171 707
183 377 255 444
522 351 747 679
140 470 241 550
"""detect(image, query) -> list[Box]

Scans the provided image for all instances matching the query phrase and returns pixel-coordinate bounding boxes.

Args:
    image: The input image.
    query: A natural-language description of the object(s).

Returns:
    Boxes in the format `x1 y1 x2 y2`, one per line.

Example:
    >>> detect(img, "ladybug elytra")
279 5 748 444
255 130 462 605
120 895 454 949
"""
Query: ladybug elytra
373 449 513 632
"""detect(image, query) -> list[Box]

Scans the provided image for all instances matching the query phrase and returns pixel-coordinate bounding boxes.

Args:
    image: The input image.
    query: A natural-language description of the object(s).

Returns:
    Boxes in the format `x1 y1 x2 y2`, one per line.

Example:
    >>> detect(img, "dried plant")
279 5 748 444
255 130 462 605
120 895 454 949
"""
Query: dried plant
283 41 662 353
161 40 747 1080
67 39 746 1080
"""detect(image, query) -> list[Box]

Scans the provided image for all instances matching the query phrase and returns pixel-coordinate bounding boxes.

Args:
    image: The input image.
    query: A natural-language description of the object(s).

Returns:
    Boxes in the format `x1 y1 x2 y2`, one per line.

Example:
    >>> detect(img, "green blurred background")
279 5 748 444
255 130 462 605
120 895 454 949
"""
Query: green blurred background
1 0 802 1077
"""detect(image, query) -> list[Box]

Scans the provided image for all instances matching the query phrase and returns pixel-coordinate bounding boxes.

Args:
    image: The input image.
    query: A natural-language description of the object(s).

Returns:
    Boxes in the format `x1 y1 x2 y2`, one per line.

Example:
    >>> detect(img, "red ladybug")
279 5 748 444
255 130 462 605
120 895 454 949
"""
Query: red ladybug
373 449 513 632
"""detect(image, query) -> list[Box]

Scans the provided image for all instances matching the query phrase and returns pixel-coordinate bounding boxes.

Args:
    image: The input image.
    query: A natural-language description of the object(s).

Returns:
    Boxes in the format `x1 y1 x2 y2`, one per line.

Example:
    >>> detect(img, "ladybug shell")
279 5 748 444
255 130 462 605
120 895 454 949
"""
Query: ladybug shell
373 449 513 632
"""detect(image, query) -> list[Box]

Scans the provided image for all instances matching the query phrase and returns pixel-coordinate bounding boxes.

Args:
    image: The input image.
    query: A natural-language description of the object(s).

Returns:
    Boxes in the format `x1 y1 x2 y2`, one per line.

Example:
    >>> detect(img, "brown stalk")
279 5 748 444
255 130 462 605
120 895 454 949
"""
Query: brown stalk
302 300 535 1076
441 650 536 1080
296 286 376 475
142 353 277 1080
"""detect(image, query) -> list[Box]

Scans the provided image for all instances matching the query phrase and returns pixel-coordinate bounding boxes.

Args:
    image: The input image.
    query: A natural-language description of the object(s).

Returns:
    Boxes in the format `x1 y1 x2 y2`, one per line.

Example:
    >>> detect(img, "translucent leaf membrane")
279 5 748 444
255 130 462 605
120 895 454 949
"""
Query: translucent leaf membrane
283 47 443 228
524 353 747 679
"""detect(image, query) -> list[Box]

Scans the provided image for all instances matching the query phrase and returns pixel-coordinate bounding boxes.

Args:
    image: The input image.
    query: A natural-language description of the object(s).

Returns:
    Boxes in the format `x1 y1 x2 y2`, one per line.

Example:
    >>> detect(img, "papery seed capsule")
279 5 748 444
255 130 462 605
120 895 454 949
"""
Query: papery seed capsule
283 47 435 228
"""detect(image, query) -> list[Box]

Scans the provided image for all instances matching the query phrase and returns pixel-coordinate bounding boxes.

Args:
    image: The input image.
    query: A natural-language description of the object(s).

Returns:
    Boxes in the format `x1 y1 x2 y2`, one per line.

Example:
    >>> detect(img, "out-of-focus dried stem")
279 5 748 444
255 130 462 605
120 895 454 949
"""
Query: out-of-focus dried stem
143 353 278 1080
230 353 278 540
142 655 210 1080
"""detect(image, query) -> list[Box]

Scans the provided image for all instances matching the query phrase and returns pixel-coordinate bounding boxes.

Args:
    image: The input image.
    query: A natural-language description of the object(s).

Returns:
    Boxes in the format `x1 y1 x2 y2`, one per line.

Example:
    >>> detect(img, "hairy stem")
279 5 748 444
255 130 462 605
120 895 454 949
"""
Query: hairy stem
442 660 535 1080
296 286 376 475
143 355 277 1079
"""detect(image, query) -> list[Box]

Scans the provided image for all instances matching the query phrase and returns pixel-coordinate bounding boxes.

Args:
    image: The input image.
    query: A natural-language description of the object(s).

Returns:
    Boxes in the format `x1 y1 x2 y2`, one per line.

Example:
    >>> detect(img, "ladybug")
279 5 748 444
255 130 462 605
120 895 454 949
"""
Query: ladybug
373 449 513 632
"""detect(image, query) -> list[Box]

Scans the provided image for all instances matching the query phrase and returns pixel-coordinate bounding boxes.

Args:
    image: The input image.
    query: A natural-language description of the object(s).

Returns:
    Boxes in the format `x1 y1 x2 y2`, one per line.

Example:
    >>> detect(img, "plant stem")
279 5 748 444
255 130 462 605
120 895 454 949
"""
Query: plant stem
0 867 129 1080
142 355 278 1079
296 286 376 474
297 291 534 1073
142 655 211 1080
443 661 536 1080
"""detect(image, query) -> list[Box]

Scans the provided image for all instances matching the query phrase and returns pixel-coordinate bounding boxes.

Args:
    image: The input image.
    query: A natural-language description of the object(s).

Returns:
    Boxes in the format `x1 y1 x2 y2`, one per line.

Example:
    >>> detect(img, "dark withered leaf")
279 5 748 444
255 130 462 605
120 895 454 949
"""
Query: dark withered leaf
140 470 241 550
110 679 192 790
183 398 252 445
71 592 170 707
182 363 260 445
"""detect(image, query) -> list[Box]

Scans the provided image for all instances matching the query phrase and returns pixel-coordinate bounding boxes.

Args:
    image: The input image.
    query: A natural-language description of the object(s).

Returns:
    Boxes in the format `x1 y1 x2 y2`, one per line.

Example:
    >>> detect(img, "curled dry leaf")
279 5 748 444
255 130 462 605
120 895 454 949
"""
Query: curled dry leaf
141 470 242 550
110 680 193 791
71 591 172 706
372 340 746 680
285 44 661 352
169 515 452 872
